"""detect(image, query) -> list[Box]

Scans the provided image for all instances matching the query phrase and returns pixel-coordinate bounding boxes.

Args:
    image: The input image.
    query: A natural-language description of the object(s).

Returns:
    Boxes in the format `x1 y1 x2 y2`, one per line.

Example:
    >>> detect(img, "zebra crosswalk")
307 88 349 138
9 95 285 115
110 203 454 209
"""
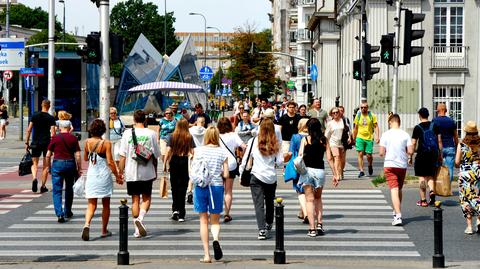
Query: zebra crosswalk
0 188 420 261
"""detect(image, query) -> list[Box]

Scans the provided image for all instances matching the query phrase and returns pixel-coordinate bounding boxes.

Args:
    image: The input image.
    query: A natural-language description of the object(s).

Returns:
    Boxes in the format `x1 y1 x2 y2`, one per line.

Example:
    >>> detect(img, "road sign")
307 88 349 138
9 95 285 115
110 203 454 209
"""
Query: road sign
310 64 318 81
3 70 12 80
254 87 261 95
199 66 214 81
20 68 45 77
287 80 295 89
0 38 25 71
254 80 261 87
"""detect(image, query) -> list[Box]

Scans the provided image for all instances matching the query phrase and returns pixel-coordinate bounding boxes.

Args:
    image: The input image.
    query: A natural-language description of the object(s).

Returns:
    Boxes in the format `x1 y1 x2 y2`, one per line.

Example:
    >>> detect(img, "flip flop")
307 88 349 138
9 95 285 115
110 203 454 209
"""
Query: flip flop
224 215 232 223
101 231 112 238
81 226 89 241
213 240 223 260
199 258 212 263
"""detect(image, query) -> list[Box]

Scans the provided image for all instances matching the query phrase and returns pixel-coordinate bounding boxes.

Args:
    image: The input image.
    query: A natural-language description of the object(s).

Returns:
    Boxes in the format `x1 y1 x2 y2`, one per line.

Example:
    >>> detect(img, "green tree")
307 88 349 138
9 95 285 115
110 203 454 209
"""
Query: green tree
110 0 180 56
225 26 277 98
0 4 62 31
26 29 77 50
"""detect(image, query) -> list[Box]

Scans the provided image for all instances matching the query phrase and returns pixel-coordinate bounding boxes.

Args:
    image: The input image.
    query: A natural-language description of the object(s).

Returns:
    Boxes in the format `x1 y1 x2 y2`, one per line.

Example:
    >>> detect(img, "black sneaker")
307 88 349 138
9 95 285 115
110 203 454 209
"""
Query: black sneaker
368 166 373 176
358 171 365 178
316 223 325 236
66 212 74 219
40 186 48 193
32 179 38 193
266 223 272 231
187 192 193 205
171 211 179 221
57 216 65 223
429 191 436 206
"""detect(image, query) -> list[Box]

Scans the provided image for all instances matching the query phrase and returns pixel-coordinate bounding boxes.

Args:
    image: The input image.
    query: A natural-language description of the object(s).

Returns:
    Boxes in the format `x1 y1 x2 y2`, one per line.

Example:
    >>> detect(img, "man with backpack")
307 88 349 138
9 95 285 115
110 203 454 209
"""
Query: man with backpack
411 107 443 207
352 101 380 178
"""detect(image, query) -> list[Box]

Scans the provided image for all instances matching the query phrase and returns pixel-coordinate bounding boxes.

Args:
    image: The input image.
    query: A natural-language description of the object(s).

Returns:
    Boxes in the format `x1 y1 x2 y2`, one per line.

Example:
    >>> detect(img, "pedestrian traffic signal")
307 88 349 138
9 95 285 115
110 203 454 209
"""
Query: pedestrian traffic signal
353 59 362 81
380 33 395 65
386 0 394 5
364 42 380 80
110 32 124 64
77 32 101 65
400 9 425 64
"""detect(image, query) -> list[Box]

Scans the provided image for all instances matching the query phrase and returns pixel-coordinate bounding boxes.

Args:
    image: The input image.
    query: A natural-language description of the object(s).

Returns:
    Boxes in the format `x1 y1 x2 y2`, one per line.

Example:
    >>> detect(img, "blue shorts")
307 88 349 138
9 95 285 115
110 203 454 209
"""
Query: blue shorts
298 168 325 189
194 185 224 214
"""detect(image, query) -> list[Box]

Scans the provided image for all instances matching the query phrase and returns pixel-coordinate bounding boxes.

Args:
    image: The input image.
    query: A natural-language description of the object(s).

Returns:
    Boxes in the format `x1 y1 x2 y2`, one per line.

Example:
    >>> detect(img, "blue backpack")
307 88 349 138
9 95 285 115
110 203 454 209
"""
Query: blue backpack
418 122 439 153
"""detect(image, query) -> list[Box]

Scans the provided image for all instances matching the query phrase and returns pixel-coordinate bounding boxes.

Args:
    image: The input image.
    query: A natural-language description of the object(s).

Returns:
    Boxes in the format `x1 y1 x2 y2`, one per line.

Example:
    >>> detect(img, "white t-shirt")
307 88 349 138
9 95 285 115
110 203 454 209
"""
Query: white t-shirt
325 119 345 148
379 128 412 169
220 132 244 171
194 146 228 186
119 128 161 182
239 138 284 185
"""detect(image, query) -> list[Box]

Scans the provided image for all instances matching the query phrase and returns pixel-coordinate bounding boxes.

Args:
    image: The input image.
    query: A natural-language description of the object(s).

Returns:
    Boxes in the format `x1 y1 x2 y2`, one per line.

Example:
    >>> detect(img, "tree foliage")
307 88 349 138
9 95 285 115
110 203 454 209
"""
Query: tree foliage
26 29 78 50
225 26 278 98
0 4 62 31
110 0 180 56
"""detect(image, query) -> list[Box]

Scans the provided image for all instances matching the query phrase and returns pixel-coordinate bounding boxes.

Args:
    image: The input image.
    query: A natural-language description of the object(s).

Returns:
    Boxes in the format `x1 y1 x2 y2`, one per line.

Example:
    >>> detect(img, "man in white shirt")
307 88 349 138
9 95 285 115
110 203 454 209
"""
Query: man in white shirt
118 110 161 238
252 98 269 124
379 114 414 226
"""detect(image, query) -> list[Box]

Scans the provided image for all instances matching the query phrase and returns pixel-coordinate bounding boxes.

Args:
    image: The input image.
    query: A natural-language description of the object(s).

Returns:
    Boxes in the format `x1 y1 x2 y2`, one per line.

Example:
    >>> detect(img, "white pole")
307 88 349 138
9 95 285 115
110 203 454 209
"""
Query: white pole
18 75 23 141
47 0 55 115
99 0 110 139
392 0 402 114
304 61 308 106
6 0 10 37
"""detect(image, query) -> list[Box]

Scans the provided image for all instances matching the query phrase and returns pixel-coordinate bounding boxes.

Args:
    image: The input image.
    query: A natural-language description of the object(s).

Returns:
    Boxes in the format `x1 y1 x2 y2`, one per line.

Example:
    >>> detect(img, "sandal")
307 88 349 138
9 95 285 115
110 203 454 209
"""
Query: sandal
199 258 212 263
316 223 325 235
81 226 90 241
224 214 232 223
307 229 317 237
212 240 223 260
416 200 428 207
101 231 112 238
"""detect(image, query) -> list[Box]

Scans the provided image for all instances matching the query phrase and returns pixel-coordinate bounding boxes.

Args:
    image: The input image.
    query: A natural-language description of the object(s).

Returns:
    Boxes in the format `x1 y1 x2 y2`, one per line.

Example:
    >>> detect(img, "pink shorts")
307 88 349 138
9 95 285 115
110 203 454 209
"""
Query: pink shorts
384 167 407 189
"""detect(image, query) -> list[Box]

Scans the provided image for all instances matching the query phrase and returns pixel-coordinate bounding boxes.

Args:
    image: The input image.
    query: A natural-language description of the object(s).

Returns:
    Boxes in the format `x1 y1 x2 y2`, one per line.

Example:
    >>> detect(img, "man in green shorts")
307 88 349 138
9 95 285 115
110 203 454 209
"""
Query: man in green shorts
352 101 380 178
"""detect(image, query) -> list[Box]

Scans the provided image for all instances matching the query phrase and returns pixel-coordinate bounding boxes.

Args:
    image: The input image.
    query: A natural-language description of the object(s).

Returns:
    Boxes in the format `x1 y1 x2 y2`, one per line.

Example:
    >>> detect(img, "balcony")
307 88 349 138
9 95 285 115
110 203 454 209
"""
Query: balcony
430 46 469 71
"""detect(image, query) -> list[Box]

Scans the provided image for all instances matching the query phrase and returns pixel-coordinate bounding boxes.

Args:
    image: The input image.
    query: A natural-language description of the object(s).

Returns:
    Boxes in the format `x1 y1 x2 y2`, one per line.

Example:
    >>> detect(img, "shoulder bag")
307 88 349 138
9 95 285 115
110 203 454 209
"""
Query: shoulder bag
132 127 153 164
240 137 256 187
219 136 240 175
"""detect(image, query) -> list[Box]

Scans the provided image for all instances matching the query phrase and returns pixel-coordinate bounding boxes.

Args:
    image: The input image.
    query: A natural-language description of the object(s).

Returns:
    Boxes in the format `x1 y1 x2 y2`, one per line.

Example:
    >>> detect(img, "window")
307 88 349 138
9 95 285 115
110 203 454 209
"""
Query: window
433 85 464 136
434 0 464 47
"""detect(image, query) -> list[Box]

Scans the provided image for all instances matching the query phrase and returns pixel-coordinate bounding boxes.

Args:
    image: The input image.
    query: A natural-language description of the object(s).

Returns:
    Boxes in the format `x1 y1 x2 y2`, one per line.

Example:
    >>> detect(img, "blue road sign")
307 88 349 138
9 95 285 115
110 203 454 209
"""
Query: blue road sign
310 64 318 81
0 38 26 71
199 66 214 81
20 67 44 77
215 88 221 97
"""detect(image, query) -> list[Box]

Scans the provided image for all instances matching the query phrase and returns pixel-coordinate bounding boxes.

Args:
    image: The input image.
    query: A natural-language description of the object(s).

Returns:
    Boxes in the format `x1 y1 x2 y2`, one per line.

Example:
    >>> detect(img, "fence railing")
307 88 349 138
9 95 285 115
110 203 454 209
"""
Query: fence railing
430 46 468 69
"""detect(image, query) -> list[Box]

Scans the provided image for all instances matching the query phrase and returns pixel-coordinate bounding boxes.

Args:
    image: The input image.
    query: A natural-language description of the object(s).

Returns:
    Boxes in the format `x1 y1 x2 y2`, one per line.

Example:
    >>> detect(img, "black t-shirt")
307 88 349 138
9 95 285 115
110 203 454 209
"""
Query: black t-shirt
0 109 8 120
30 112 56 146
278 113 301 141
189 112 211 128
303 137 326 169
412 121 440 153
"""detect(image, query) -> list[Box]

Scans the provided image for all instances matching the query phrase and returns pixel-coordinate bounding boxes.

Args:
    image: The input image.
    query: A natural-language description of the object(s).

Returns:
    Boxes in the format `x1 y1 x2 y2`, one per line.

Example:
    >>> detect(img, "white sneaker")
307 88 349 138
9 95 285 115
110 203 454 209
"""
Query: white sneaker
133 232 141 238
135 219 147 237
392 216 403 226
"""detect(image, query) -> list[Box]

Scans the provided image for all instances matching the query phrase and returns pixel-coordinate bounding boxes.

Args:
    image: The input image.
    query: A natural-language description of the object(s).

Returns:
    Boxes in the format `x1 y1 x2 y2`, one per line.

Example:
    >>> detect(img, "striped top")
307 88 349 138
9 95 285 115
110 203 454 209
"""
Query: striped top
194 145 228 187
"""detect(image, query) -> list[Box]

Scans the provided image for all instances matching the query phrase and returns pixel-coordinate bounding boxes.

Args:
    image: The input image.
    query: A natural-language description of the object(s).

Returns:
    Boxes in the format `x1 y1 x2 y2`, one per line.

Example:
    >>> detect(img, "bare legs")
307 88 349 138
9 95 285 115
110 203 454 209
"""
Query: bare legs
418 176 434 201
304 185 323 231
84 197 111 234
199 213 221 262
31 157 48 189
391 188 402 215
224 177 234 217
131 194 151 218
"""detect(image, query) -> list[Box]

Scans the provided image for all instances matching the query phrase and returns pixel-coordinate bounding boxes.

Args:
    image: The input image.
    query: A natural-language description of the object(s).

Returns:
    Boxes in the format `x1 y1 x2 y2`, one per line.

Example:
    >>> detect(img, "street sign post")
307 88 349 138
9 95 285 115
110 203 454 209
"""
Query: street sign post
287 80 295 89
3 70 12 80
254 80 261 88
20 68 45 77
310 64 318 81
254 87 261 95
199 66 214 81
0 38 26 71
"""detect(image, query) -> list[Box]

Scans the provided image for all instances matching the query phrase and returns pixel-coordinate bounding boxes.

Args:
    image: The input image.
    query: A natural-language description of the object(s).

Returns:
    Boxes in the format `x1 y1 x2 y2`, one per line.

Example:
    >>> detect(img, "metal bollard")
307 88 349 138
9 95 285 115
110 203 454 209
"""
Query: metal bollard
432 201 445 268
117 199 129 265
274 197 286 264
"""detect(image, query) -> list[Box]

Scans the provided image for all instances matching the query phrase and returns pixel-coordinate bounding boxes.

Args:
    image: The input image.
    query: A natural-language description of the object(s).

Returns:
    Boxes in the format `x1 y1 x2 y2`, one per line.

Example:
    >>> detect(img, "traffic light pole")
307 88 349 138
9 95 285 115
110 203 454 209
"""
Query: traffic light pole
99 0 110 139
392 0 402 114
360 0 367 102
47 0 55 115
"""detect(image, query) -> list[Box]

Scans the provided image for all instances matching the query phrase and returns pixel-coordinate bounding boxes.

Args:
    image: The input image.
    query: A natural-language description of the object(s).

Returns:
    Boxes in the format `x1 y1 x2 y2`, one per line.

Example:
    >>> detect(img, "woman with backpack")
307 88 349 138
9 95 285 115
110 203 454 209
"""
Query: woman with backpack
81 119 122 241
217 117 246 223
164 118 195 222
298 118 336 237
191 126 229 262
240 118 291 240
411 108 443 207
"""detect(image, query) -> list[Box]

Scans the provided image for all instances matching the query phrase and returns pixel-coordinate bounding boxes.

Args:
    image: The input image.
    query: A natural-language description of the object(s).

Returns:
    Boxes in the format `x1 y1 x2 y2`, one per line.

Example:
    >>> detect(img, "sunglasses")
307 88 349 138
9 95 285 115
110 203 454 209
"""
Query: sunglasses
332 111 339 114
165 112 172 115
110 112 116 115
239 107 244 109
361 107 368 109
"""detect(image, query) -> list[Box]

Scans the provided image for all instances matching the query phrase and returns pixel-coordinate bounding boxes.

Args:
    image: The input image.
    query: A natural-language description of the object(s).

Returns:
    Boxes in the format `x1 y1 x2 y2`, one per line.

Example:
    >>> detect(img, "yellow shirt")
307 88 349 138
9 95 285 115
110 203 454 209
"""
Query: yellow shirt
354 112 377 141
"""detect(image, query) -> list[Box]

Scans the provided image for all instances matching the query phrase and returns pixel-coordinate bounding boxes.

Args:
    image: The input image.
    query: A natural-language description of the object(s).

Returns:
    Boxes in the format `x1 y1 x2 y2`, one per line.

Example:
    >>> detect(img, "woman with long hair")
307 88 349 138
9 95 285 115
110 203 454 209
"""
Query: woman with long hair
455 121 480 234
192 126 229 262
81 119 122 241
217 117 246 223
241 118 291 240
164 118 195 222
0 104 8 140
298 118 337 237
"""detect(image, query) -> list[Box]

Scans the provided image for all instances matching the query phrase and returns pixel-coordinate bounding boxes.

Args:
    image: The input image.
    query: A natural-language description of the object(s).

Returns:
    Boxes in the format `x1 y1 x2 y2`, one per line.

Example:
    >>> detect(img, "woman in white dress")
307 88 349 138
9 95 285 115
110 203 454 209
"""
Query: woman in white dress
82 119 122 241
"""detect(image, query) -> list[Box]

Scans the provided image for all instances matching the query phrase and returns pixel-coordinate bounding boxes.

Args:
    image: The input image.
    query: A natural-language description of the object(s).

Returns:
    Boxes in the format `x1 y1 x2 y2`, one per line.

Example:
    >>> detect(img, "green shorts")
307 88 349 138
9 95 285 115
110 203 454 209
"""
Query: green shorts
356 137 374 154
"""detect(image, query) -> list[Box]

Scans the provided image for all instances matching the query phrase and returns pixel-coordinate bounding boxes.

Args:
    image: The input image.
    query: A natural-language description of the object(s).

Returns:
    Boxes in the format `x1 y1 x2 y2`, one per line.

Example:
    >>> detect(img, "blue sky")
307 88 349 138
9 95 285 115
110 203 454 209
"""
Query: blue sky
20 0 272 36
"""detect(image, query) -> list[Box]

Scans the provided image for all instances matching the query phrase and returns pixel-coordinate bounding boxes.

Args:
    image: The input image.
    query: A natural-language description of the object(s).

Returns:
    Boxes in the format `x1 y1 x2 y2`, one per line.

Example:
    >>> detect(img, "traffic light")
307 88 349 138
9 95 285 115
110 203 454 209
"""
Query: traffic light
400 9 425 64
380 33 395 65
364 42 380 80
386 0 394 5
352 59 361 81
77 32 101 65
90 0 100 8
110 32 124 64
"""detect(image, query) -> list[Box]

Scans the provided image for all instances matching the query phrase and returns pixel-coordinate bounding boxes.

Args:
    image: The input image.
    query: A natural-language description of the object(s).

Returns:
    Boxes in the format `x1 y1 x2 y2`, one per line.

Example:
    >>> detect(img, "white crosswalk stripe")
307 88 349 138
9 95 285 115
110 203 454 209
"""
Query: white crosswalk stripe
0 189 420 260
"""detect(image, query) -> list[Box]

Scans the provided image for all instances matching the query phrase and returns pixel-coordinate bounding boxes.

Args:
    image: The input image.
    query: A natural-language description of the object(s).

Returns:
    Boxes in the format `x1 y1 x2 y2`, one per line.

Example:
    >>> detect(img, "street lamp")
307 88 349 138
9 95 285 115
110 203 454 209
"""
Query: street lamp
188 12 206 67
59 0 65 51
164 0 167 56
207 26 221 110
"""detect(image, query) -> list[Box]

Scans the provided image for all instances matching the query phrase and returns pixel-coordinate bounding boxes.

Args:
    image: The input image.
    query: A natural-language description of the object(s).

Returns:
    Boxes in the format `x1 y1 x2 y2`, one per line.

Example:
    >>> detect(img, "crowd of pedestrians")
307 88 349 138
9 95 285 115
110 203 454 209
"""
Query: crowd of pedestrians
20 95 480 263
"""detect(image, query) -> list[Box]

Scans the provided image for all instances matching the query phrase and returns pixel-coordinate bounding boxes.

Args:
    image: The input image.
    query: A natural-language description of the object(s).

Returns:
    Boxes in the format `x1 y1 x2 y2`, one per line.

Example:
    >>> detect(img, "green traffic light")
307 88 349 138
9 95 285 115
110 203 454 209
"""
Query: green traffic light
88 51 97 58
354 71 359 78
55 69 62 75
383 51 390 60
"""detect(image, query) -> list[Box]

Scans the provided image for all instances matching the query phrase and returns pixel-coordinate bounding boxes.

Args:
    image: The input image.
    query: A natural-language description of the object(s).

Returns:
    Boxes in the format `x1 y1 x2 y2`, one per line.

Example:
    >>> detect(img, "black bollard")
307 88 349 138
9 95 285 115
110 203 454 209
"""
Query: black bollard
118 198 129 265
274 197 286 264
432 201 445 268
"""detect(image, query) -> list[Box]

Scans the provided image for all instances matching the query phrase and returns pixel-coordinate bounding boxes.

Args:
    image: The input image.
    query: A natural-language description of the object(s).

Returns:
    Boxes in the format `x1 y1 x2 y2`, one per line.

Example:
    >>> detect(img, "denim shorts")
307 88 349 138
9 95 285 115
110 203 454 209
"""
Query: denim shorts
298 168 325 189
194 185 224 214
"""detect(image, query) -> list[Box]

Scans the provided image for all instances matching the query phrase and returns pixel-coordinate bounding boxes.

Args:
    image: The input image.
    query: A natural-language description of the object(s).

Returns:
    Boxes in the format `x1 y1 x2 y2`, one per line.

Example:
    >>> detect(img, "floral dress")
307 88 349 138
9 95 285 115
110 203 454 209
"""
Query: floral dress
458 143 480 217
